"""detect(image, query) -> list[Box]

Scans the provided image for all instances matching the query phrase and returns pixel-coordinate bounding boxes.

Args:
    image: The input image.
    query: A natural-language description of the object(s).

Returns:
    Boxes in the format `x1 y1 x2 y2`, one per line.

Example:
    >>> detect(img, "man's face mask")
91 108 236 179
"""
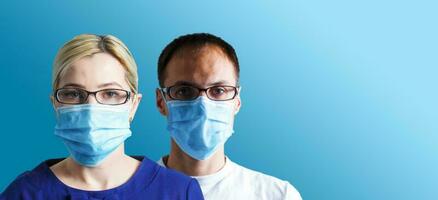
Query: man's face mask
163 93 236 160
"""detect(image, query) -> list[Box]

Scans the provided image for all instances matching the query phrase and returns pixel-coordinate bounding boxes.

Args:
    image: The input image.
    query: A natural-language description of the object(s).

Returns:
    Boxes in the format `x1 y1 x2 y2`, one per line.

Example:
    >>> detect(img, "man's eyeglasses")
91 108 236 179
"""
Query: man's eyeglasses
160 85 239 101
54 88 131 105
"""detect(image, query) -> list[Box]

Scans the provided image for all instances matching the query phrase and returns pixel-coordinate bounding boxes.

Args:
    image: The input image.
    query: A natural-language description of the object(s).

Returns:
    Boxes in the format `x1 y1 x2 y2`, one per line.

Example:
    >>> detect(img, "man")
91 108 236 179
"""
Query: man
155 33 301 199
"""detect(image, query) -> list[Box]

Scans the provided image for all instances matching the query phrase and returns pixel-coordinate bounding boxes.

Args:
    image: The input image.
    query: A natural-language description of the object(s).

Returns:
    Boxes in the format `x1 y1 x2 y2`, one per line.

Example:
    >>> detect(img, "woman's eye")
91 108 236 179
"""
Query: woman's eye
102 90 122 98
63 91 81 98
106 91 117 97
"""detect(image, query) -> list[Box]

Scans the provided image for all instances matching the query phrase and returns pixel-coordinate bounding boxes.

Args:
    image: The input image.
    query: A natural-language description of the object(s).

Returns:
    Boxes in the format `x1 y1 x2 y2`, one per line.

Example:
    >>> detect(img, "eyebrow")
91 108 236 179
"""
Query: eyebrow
61 83 85 88
171 80 232 88
97 82 124 89
60 82 124 89
207 81 232 87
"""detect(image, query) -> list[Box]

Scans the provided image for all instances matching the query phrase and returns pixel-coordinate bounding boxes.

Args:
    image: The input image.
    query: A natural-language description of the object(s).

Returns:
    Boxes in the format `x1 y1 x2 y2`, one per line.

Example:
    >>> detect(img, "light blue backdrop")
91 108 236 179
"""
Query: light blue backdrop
1 1 437 199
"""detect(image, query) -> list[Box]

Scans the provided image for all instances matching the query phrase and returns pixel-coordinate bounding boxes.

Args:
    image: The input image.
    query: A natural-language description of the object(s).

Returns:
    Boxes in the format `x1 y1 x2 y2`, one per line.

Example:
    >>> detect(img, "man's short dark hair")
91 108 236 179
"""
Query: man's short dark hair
158 33 240 87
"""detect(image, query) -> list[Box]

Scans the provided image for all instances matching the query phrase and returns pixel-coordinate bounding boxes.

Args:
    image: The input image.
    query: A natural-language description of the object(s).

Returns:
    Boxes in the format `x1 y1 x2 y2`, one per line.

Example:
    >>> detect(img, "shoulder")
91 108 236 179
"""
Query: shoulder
155 164 200 188
142 156 194 185
150 156 197 187
1 162 51 199
231 161 302 200
159 168 203 198
141 157 204 199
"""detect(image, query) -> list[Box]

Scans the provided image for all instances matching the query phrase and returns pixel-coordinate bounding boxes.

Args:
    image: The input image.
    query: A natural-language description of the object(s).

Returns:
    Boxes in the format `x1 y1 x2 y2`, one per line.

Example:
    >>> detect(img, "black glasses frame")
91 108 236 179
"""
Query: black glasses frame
160 85 239 101
54 88 131 105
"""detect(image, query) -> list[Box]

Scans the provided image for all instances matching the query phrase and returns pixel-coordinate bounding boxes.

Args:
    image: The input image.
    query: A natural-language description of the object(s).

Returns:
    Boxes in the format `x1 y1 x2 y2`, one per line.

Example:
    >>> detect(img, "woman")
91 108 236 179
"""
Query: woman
1 34 204 199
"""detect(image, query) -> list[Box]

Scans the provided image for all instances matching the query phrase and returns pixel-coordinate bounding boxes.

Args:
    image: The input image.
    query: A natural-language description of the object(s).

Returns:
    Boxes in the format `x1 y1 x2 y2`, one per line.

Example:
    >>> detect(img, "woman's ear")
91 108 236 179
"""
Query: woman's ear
50 95 60 118
50 95 56 111
129 93 142 122
156 88 168 116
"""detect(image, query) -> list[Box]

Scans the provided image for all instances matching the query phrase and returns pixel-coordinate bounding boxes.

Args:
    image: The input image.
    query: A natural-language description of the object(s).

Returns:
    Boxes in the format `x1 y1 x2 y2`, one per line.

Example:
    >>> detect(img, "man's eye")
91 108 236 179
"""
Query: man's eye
176 87 191 95
209 87 227 98
172 86 197 99
211 87 225 95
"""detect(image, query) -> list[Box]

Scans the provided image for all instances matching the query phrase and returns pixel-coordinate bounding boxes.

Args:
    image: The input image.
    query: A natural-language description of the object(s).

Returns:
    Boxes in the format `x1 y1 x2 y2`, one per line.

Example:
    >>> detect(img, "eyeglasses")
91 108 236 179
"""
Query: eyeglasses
160 85 239 101
54 88 131 105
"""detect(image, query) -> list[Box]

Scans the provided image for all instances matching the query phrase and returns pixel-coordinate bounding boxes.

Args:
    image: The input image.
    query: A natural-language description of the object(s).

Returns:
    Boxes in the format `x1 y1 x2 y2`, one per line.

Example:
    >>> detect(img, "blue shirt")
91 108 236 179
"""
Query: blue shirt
0 156 204 200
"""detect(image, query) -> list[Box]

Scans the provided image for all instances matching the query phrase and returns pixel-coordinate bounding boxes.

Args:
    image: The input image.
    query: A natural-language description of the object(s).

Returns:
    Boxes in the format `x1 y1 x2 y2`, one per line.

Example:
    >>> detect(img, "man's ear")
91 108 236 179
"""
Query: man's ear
234 94 241 115
156 88 168 116
129 93 142 122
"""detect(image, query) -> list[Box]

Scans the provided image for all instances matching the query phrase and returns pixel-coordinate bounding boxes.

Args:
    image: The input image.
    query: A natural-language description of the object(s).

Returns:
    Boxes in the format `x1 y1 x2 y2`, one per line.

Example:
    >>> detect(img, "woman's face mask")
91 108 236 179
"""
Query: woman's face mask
54 104 132 167
52 53 142 167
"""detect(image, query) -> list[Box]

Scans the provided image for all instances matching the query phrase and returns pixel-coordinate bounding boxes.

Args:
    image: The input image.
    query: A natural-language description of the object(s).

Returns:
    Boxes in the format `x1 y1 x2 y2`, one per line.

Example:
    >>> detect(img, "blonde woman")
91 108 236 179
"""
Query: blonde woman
1 34 204 200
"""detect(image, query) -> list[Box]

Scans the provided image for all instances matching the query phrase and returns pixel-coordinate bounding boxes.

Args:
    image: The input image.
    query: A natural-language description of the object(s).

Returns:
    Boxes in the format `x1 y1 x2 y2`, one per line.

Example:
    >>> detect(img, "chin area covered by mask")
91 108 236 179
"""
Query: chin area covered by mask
54 104 132 167
165 96 235 160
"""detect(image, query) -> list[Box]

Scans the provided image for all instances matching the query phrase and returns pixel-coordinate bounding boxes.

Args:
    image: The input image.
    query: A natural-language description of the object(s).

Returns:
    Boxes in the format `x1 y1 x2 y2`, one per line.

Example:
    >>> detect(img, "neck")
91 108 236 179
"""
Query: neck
166 139 226 176
52 144 140 190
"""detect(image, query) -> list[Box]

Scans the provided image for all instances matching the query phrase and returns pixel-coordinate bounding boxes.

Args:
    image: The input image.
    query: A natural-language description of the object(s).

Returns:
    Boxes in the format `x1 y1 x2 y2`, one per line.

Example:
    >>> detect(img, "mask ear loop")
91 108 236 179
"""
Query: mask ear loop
159 88 168 104
159 88 170 116
234 86 242 115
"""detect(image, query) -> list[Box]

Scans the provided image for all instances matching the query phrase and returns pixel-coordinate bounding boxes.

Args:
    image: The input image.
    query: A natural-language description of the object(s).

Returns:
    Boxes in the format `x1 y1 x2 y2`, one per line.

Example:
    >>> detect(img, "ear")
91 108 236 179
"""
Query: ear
50 95 61 118
233 89 242 115
50 95 57 111
129 93 142 122
156 88 168 116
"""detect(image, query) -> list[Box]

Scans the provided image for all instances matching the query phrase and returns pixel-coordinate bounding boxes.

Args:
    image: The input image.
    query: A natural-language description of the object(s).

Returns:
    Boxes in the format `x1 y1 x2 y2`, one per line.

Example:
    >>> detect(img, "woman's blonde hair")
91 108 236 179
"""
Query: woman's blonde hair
52 34 138 93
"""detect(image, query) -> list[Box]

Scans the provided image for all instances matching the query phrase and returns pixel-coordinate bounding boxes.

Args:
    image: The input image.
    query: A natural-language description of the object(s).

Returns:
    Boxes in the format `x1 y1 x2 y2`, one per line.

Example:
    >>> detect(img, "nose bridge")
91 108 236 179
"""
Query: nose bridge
86 92 99 104
199 88 208 97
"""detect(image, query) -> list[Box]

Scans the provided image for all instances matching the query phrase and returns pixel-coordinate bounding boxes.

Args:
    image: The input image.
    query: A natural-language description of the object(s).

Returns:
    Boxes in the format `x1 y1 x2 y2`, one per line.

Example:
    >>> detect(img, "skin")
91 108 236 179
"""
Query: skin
156 45 241 176
49 53 142 191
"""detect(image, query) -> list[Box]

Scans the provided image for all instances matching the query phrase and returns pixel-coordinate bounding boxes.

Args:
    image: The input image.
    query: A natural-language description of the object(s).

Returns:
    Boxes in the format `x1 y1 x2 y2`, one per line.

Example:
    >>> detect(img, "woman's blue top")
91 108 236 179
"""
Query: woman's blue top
0 156 204 200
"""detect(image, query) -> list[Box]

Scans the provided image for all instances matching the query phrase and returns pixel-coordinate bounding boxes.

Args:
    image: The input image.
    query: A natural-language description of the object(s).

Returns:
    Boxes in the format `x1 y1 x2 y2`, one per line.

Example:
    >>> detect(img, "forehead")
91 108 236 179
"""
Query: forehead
163 45 238 87
57 53 129 90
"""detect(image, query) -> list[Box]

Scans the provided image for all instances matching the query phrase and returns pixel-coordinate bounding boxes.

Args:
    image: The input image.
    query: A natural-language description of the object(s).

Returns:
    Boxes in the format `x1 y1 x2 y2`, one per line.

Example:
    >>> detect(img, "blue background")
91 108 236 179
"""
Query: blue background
1 1 437 199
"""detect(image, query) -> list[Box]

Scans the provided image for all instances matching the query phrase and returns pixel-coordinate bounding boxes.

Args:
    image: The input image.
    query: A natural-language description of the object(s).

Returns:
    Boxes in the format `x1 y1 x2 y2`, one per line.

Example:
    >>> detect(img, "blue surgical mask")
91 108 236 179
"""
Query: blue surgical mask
165 96 235 160
54 104 132 167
